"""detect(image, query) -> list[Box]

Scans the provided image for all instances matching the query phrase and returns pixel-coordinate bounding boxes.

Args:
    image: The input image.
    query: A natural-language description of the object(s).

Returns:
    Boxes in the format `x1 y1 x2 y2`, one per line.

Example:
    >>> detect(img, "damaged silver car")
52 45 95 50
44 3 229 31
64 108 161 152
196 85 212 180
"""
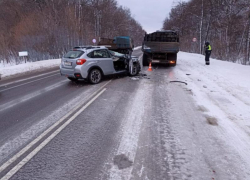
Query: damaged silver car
60 46 140 84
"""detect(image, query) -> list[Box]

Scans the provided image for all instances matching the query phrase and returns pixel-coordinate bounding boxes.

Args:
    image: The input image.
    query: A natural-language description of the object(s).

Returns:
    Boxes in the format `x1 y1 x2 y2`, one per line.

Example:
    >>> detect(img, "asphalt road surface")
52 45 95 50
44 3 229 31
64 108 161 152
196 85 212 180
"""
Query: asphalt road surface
0 49 249 180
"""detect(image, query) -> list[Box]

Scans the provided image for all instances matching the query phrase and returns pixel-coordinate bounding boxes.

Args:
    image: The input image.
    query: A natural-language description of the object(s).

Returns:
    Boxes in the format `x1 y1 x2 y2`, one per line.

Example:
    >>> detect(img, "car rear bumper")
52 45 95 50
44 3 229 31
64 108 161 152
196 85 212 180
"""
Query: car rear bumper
60 67 75 78
60 65 88 79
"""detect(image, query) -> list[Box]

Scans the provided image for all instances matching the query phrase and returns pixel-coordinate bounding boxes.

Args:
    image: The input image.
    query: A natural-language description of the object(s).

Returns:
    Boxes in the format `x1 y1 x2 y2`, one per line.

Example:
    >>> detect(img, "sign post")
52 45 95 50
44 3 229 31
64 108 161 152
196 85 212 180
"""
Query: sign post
18 51 28 63
92 39 96 45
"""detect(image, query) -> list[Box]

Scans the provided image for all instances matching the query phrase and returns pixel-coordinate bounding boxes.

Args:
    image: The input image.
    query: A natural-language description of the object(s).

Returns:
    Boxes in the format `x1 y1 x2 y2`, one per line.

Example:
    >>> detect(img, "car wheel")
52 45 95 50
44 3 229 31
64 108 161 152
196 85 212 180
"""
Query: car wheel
129 63 139 76
68 77 78 82
88 69 102 84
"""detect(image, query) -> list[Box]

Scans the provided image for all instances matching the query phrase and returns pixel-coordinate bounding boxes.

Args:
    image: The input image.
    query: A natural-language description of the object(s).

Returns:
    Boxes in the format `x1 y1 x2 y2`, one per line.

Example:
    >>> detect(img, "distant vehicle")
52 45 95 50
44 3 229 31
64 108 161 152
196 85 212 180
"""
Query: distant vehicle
60 46 140 84
142 30 180 66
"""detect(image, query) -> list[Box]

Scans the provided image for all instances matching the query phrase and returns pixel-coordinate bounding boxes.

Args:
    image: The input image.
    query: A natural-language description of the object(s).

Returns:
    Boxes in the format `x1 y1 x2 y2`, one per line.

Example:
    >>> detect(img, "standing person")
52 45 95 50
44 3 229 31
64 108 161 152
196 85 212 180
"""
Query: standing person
204 42 212 65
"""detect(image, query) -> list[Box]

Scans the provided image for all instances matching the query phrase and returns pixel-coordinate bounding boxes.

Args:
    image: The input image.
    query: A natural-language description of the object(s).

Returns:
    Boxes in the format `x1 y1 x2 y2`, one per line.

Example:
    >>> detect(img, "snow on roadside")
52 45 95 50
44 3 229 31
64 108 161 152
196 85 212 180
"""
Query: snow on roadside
133 46 142 50
175 52 250 123
0 59 61 79
173 52 250 166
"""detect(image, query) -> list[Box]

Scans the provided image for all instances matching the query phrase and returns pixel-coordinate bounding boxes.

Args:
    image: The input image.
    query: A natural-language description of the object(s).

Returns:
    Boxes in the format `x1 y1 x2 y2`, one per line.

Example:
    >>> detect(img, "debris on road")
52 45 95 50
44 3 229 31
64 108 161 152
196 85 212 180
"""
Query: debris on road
131 73 150 80
131 77 139 81
169 81 188 85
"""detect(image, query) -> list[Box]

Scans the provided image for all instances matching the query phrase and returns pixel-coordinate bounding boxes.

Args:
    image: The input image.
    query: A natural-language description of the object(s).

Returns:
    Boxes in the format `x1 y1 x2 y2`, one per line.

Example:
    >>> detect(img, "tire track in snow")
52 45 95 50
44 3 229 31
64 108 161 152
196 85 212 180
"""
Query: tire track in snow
107 80 147 180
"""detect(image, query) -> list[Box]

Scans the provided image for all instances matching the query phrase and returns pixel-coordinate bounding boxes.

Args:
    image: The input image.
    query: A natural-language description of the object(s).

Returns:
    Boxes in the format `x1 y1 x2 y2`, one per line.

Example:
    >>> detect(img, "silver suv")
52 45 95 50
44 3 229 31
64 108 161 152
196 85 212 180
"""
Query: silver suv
60 46 140 84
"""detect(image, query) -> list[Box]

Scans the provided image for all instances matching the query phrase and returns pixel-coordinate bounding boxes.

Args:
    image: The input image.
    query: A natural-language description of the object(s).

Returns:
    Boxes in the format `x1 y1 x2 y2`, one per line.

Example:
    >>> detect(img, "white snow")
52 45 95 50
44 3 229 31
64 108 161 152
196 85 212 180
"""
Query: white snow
175 52 250 125
0 59 61 79
133 46 142 50
173 52 250 168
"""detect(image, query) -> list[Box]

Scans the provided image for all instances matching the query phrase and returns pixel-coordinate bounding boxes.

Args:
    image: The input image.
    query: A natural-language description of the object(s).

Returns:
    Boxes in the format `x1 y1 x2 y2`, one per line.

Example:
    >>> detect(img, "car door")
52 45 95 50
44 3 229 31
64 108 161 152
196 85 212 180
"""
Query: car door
92 49 114 75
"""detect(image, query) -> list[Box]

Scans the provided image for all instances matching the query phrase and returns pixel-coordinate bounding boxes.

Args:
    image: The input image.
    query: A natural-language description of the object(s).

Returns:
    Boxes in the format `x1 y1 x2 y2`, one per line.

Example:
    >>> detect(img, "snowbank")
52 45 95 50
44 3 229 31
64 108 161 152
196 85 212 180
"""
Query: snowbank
176 52 250 121
174 52 250 166
0 59 61 79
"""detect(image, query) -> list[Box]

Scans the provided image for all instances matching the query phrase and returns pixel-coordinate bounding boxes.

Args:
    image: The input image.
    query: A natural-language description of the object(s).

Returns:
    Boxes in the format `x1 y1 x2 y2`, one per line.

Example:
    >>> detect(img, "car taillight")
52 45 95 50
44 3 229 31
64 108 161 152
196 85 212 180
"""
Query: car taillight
76 59 86 65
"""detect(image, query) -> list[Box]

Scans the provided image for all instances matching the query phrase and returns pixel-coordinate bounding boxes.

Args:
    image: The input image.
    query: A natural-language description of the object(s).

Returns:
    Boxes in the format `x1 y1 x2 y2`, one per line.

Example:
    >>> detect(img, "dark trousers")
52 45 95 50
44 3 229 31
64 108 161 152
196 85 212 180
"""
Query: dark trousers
205 51 211 62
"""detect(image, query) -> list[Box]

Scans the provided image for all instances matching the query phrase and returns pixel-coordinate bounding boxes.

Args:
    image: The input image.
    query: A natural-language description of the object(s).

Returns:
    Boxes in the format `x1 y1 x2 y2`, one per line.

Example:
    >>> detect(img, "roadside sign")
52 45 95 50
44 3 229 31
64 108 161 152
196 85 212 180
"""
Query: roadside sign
92 39 96 44
192 38 197 42
19 51 28 56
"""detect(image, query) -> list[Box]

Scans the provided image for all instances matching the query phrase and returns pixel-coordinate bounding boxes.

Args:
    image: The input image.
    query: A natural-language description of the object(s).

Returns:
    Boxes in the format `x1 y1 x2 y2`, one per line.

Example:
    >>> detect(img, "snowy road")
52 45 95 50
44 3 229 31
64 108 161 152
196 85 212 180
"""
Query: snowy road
1 50 250 180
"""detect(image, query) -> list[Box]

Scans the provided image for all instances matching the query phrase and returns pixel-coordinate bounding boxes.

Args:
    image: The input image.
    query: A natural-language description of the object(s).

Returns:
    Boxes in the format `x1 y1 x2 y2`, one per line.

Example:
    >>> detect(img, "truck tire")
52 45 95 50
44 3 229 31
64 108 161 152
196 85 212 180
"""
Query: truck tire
142 53 149 66
172 60 177 66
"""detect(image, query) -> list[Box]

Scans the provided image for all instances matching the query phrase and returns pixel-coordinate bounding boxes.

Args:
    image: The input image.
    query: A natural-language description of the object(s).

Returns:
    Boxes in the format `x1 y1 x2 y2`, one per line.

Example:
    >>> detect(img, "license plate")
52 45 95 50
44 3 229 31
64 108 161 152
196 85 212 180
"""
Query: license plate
64 61 72 66
152 60 160 63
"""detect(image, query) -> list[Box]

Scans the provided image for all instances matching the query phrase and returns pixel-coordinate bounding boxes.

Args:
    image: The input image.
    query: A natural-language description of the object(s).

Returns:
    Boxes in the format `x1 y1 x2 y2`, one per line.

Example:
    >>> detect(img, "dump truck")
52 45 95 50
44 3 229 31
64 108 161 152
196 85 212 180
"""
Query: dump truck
142 30 179 66
98 36 134 55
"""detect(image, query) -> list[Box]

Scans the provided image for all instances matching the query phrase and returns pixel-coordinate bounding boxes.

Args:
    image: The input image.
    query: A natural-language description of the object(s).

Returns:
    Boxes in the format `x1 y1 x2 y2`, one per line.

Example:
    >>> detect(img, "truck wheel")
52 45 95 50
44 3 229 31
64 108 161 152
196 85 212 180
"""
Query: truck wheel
142 54 149 66
88 68 102 84
168 53 177 66
172 60 177 66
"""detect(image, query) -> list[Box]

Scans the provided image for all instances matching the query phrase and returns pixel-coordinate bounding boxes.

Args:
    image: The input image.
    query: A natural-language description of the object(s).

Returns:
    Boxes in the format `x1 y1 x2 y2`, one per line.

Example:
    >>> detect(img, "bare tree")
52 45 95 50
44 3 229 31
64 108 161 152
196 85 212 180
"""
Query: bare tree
163 0 250 64
0 0 145 64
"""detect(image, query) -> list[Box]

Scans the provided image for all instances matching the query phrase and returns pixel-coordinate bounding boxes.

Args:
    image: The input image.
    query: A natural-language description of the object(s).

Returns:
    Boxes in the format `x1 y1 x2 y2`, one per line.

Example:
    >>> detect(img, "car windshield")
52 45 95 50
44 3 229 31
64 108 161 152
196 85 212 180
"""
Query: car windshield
64 50 84 59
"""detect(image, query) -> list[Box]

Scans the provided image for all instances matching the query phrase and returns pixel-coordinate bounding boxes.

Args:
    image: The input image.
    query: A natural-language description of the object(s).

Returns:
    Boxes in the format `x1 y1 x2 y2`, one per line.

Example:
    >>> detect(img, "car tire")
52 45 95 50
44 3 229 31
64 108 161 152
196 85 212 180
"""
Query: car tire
68 77 78 82
88 68 102 84
129 63 139 76
142 53 149 66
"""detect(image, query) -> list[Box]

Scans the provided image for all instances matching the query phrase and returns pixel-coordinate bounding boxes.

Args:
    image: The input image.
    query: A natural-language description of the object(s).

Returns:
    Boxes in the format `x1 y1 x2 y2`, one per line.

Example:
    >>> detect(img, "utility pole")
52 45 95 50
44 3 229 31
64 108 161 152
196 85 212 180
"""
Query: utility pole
247 13 250 64
94 9 102 38
200 0 204 54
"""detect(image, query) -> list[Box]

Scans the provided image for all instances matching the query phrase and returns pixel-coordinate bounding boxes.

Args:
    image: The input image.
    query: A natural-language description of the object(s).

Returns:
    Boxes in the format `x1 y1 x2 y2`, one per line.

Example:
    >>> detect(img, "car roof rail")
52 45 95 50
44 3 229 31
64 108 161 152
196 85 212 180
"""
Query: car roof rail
72 46 107 51
85 46 99 49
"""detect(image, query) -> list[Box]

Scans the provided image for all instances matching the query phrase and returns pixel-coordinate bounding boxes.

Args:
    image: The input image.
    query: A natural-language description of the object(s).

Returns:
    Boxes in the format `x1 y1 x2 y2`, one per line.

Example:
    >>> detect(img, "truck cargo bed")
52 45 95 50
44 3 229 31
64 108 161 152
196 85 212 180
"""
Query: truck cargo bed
143 42 179 53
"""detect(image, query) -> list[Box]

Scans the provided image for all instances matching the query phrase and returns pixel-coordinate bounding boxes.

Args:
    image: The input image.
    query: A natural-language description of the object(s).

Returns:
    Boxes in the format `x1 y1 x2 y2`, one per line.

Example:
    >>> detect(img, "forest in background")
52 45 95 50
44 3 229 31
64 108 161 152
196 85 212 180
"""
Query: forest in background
163 0 250 65
0 0 145 64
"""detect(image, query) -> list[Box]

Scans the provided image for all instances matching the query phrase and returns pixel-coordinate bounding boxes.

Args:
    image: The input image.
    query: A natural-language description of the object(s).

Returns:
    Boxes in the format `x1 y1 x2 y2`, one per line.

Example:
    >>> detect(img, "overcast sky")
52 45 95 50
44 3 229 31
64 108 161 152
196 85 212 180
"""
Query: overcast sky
117 0 188 33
